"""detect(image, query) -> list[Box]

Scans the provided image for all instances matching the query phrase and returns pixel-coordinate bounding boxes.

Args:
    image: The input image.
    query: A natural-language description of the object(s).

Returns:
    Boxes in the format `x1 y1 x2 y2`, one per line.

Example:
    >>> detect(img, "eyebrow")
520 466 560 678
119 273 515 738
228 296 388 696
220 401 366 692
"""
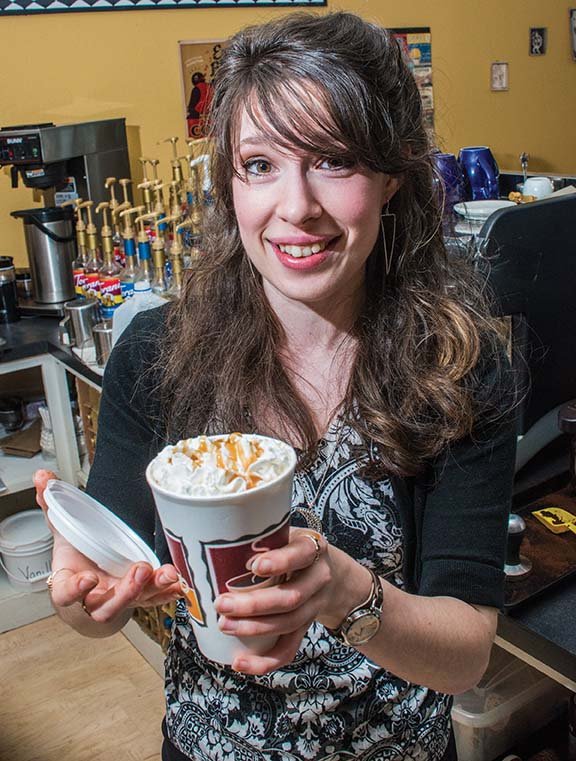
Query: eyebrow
238 136 269 147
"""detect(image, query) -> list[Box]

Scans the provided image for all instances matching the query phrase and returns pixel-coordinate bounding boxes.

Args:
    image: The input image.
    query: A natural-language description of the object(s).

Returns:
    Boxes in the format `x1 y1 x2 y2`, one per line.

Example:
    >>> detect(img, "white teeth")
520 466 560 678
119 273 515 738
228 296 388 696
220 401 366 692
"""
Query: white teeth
277 241 328 257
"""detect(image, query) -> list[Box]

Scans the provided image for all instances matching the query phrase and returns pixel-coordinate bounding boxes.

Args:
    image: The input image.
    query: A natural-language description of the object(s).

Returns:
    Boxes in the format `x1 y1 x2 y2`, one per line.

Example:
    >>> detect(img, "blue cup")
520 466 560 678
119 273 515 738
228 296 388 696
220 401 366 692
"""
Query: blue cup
430 152 465 214
458 146 499 201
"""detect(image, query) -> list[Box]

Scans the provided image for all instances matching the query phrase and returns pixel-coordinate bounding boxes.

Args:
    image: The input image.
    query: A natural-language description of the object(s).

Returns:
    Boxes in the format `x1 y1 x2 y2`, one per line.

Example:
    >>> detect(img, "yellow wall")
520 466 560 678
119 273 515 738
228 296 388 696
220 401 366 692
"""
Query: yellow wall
1 0 574 267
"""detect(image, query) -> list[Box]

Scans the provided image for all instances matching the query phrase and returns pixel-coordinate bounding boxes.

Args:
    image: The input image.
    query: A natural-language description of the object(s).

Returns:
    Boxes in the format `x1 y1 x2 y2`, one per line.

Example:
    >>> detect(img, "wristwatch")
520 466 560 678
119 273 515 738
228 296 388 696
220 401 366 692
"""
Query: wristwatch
328 569 384 647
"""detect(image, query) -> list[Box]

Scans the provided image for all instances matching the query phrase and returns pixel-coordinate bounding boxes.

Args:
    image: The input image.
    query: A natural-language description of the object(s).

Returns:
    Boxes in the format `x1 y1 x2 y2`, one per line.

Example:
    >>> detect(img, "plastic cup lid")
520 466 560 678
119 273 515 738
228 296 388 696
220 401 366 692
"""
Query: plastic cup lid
44 480 160 577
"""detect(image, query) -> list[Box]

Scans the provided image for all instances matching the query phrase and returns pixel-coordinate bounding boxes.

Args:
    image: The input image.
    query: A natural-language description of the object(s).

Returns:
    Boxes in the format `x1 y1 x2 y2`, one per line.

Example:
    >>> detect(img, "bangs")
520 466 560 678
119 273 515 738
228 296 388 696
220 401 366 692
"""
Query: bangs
231 77 374 168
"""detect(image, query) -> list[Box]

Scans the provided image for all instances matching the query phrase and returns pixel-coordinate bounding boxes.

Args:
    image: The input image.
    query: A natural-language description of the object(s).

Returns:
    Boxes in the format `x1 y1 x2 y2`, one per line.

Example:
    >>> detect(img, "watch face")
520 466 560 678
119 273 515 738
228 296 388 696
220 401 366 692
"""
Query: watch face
345 614 381 646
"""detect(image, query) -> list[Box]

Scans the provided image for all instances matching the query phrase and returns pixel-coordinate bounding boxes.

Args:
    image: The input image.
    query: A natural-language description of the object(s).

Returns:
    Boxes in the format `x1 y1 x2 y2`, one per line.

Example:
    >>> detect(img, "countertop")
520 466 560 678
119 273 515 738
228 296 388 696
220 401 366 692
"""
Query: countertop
1 314 575 690
0 314 103 387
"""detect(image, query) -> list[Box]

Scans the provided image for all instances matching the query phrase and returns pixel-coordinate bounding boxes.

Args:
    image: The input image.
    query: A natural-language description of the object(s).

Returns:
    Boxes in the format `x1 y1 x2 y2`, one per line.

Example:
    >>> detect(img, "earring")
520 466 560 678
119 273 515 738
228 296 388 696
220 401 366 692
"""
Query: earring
380 202 397 277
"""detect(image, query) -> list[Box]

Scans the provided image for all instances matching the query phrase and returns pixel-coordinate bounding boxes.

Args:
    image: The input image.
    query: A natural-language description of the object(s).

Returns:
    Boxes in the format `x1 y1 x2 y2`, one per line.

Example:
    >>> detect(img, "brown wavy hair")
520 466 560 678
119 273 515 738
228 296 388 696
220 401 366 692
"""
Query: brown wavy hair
159 11 507 476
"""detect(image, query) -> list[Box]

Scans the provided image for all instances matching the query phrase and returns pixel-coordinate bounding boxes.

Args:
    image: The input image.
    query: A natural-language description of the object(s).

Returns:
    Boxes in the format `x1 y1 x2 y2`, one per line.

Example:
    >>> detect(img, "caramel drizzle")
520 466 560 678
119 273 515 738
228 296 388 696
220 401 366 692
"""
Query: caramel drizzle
173 433 265 490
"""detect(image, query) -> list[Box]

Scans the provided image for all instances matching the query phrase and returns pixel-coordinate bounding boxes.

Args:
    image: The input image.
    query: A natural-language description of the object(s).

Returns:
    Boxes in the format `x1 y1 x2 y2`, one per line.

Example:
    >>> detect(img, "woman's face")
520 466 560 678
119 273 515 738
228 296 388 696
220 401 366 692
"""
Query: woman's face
232 109 398 314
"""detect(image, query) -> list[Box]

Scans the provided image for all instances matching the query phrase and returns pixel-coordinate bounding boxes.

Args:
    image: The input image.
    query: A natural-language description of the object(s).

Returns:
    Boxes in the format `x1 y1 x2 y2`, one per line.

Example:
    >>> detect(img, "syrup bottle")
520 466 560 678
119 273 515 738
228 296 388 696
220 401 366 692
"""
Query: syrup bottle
96 202 123 320
78 201 101 300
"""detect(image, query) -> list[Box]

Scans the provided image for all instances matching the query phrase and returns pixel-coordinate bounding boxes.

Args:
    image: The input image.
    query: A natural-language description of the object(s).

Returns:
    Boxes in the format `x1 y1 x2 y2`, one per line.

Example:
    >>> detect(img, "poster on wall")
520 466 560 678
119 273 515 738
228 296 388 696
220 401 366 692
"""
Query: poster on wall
0 0 325 18
179 40 227 140
392 28 434 133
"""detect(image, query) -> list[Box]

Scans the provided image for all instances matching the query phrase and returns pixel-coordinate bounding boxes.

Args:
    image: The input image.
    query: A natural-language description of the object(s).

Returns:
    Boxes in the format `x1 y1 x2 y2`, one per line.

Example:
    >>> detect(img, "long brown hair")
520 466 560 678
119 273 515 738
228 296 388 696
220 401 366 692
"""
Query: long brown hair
159 11 508 476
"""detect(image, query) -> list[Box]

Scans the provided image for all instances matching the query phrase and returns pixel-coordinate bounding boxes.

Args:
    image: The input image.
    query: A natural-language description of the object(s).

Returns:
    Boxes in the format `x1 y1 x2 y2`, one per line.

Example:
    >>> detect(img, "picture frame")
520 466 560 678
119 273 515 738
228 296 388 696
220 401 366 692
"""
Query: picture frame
529 27 547 56
179 40 227 139
490 62 509 92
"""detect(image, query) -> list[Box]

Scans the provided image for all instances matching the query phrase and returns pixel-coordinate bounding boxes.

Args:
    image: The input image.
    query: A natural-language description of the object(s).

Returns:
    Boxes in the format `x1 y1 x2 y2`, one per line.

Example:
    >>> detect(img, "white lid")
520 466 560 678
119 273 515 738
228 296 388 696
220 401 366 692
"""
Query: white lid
0 509 52 551
44 480 160 577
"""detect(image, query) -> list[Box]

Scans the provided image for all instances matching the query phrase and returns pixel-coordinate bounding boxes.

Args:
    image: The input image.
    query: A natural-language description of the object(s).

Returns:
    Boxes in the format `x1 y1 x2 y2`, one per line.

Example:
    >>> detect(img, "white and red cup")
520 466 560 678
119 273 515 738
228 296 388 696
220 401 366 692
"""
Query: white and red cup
146 435 297 664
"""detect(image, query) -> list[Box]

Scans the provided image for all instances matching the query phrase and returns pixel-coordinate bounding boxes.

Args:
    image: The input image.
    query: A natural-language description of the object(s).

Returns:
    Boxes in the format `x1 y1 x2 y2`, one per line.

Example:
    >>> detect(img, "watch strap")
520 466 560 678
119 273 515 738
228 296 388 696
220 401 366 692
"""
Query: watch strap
328 568 383 645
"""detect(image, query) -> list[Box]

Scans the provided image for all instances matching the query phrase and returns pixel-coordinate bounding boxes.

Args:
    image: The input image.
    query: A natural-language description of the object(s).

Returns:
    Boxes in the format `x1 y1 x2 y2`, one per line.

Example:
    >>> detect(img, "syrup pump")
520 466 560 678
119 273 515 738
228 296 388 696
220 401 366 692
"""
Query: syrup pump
62 198 88 297
133 209 153 283
149 215 168 298
119 206 141 299
105 177 125 266
163 215 191 299
96 202 123 319
78 201 101 299
138 157 155 216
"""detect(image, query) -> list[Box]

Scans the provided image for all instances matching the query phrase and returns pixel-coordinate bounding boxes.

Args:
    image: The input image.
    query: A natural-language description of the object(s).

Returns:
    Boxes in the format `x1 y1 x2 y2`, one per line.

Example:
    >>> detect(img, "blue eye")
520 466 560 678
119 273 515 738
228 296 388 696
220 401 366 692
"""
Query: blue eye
244 159 272 176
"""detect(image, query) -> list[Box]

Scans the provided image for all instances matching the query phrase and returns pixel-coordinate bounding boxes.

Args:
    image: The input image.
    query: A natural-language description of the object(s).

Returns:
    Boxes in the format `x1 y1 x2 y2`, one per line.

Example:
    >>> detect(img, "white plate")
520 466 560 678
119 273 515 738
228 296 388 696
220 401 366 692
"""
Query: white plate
44 480 160 577
453 200 516 221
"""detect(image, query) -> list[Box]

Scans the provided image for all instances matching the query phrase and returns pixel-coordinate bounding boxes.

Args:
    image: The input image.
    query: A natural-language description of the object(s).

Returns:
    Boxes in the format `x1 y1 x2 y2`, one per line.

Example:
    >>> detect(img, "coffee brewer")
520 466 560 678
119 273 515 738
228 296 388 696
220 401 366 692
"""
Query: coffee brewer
0 119 131 316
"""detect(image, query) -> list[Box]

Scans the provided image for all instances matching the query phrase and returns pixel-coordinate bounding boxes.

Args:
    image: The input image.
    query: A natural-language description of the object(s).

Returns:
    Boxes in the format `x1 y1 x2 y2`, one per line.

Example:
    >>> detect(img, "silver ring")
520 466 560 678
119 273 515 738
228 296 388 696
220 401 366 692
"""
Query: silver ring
301 533 322 564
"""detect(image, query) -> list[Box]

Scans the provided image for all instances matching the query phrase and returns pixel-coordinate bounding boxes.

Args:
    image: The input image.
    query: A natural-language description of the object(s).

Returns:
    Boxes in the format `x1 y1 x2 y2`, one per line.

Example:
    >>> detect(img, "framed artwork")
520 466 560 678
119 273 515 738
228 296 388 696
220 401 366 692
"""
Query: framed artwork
571 9 576 61
179 40 227 139
529 27 547 56
0 0 326 17
491 62 509 92
392 28 434 132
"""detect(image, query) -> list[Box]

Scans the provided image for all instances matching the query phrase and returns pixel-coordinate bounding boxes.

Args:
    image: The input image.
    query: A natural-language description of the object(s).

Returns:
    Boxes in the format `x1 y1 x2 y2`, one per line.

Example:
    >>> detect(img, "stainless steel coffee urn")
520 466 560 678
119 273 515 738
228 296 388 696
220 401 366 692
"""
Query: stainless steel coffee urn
11 207 75 304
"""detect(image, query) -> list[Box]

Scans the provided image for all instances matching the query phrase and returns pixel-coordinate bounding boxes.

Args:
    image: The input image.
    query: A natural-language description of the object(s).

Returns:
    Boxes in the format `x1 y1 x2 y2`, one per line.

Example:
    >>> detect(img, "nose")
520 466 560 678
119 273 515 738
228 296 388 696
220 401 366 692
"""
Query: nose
275 168 323 226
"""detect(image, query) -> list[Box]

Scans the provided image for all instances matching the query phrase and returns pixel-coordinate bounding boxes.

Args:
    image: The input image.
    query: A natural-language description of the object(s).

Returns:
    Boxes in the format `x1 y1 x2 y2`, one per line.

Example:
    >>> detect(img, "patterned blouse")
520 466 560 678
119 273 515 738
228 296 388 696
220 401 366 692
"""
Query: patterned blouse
164 421 453 760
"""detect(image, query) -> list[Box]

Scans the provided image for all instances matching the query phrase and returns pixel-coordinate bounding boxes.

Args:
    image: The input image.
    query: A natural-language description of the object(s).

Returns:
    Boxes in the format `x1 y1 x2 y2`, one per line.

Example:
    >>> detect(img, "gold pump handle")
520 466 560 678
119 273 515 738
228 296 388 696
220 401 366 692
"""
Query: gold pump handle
95 201 111 230
138 157 149 182
147 159 160 182
104 178 120 210
163 137 179 160
78 200 95 229
119 178 133 205
119 204 145 237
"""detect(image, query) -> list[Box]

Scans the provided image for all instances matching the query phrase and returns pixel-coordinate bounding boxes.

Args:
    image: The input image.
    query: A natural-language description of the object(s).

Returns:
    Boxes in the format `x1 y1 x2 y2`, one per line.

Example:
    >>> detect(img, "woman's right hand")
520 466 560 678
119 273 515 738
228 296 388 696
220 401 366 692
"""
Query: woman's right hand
34 469 182 627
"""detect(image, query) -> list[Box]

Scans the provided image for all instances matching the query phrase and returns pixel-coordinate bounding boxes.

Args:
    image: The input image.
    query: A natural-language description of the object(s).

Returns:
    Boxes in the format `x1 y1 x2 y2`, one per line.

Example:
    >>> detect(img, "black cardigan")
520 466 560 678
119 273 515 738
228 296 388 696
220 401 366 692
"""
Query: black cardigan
87 306 516 609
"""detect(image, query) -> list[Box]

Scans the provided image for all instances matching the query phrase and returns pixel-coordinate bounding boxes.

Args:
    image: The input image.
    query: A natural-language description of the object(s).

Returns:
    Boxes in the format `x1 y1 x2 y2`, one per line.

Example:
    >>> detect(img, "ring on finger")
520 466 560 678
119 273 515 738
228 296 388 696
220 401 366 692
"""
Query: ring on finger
301 533 322 564
81 598 92 617
46 568 72 593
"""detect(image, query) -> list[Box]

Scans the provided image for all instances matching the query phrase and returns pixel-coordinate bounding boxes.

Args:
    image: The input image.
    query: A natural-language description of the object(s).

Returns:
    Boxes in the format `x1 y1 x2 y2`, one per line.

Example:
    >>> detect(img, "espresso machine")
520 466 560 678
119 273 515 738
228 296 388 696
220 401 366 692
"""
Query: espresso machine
0 119 131 316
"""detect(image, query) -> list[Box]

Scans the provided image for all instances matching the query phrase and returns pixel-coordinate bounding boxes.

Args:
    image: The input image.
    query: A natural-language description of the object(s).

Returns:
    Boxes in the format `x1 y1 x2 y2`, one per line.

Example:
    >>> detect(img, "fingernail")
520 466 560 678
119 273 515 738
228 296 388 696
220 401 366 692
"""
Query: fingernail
215 596 233 614
233 658 248 672
218 616 237 632
135 566 151 584
79 576 96 592
253 559 271 576
159 569 177 584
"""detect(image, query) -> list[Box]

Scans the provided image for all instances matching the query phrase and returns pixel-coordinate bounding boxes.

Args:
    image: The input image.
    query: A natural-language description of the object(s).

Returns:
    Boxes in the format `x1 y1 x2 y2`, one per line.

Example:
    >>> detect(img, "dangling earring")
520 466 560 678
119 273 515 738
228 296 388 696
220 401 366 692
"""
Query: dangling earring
380 202 397 277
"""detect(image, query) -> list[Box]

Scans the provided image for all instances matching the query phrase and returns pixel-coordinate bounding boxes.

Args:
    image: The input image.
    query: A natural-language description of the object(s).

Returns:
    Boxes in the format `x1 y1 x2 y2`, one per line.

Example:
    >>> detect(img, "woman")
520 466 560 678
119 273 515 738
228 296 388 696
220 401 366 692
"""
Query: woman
36 11 517 761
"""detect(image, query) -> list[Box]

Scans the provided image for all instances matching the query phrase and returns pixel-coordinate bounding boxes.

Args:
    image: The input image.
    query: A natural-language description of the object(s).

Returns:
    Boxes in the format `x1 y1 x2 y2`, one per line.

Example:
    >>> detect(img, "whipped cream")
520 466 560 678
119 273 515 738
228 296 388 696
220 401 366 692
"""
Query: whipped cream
148 433 294 496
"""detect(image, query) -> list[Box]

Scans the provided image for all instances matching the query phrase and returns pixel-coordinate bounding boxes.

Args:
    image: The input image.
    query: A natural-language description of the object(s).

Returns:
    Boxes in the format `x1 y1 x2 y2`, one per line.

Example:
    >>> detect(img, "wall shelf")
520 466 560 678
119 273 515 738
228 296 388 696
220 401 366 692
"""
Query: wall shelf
0 451 58 496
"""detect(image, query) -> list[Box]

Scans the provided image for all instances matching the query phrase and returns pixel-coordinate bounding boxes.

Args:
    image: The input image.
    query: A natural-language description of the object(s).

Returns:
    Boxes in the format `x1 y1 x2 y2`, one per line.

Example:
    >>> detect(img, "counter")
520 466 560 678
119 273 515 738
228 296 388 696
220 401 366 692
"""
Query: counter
0 315 103 389
1 315 575 692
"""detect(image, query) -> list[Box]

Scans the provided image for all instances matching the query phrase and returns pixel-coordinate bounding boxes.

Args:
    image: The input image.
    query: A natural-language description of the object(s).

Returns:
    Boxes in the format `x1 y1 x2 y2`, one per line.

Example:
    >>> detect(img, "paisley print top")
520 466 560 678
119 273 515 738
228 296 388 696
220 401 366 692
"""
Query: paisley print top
164 421 453 760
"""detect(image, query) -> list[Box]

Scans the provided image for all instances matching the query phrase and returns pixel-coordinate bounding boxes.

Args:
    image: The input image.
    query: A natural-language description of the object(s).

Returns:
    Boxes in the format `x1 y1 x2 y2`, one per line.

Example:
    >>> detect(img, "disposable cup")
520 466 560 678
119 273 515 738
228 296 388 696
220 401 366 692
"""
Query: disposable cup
146 434 297 664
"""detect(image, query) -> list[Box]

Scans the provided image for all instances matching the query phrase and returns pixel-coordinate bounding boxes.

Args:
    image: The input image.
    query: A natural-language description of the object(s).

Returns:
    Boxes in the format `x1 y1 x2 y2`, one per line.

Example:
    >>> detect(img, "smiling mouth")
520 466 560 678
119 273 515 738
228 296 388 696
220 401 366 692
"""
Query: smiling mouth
275 240 331 258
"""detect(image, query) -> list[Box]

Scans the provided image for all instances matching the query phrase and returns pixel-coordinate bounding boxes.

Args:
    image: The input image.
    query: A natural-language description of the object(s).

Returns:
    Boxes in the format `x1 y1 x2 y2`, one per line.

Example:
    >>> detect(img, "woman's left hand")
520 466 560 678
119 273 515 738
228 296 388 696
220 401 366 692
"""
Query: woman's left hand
213 528 372 674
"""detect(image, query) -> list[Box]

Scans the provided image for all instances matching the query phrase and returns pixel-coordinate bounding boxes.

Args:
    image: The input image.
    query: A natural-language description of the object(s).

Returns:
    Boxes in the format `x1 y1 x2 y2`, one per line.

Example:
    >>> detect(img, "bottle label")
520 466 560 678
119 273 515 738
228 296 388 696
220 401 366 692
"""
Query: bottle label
99 275 123 319
84 272 100 299
113 244 126 268
73 267 87 297
120 280 135 301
